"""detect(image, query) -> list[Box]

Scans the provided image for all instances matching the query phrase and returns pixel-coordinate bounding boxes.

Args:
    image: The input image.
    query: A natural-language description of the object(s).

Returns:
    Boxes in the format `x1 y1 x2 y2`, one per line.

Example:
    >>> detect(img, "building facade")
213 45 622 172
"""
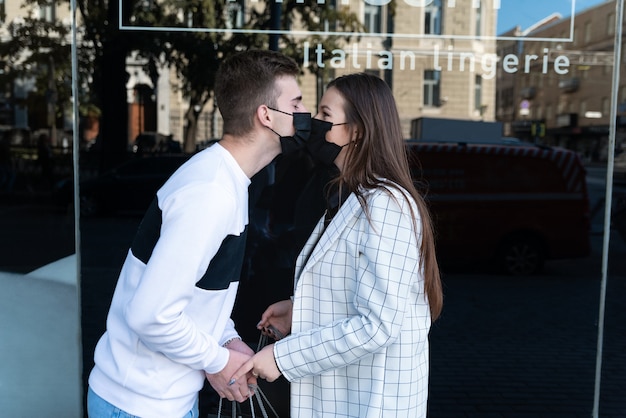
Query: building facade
0 0 499 147
496 0 626 161
168 0 500 141
292 0 499 138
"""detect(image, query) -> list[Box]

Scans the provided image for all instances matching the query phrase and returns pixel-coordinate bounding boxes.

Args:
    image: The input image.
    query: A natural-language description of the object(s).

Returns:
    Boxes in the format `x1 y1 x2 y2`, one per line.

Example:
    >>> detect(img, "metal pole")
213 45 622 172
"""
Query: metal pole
269 0 281 51
69 0 83 414
592 0 624 416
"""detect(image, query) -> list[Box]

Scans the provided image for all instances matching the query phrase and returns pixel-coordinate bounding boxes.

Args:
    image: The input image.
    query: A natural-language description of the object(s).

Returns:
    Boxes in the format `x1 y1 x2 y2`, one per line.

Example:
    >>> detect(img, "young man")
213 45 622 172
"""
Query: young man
87 49 309 418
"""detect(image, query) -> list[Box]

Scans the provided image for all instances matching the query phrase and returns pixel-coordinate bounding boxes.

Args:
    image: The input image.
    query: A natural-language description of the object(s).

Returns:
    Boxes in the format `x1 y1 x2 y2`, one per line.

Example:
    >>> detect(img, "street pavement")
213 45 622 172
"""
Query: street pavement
78 204 626 417
428 252 626 417
1 165 625 417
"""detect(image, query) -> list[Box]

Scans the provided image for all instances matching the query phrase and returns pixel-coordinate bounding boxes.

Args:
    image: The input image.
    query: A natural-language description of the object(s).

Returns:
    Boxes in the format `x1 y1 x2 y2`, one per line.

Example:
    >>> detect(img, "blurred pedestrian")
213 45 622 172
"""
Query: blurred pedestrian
87 49 310 418
37 133 53 188
232 73 443 417
0 137 15 192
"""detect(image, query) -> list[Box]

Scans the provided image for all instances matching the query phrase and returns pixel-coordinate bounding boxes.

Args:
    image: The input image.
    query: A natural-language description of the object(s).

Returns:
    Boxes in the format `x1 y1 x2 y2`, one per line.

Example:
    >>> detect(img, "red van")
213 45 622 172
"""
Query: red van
407 141 591 275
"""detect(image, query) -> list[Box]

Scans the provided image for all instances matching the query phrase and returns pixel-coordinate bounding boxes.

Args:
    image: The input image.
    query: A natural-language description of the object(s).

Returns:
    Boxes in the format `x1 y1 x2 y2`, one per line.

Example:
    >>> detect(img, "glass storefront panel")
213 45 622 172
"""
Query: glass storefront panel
2 0 624 416
0 2 78 414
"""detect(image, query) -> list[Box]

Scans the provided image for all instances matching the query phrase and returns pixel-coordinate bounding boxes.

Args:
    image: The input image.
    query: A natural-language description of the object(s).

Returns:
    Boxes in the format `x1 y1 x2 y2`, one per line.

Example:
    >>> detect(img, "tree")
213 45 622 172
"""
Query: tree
1 0 368 162
127 0 365 152
132 0 231 152
0 13 76 142
0 0 136 169
77 0 144 169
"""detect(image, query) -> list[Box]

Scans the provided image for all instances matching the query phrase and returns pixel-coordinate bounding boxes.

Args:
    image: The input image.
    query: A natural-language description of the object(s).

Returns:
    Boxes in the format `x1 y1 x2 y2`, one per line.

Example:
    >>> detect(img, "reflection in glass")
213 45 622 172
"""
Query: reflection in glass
425 0 442 35
363 3 381 33
423 69 441 107
0 5 77 416
47 0 626 416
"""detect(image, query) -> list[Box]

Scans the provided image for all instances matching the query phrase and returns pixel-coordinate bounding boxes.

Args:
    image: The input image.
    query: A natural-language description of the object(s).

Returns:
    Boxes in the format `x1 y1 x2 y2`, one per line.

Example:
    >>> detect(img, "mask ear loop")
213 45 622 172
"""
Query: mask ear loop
267 106 292 116
267 126 281 138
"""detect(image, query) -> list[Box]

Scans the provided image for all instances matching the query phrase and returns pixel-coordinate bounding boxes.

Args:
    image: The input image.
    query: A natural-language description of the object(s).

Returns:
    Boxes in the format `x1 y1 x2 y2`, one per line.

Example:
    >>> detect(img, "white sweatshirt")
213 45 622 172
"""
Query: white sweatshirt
89 144 250 417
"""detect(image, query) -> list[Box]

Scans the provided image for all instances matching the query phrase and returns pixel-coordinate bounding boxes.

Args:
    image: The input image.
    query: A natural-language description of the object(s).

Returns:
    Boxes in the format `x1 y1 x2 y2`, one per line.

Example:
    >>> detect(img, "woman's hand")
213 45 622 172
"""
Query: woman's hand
230 344 282 383
206 348 257 402
257 299 293 340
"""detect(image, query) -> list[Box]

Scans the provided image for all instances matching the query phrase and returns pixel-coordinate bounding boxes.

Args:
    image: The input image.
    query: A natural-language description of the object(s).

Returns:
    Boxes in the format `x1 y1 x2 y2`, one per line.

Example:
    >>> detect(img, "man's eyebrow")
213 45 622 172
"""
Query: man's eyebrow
291 95 303 103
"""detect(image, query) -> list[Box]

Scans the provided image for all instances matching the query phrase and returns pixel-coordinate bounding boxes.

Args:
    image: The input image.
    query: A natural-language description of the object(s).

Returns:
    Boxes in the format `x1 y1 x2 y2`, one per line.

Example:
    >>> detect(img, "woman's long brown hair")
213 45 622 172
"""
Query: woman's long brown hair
327 73 443 320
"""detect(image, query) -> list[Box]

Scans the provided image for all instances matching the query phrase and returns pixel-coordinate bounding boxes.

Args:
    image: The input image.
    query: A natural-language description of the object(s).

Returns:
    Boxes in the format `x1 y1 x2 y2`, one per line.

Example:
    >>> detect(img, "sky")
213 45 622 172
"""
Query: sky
496 0 608 34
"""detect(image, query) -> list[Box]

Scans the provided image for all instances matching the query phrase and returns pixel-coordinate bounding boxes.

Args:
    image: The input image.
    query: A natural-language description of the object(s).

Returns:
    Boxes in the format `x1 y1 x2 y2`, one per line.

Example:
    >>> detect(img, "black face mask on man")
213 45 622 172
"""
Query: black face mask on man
267 107 312 155
306 118 350 166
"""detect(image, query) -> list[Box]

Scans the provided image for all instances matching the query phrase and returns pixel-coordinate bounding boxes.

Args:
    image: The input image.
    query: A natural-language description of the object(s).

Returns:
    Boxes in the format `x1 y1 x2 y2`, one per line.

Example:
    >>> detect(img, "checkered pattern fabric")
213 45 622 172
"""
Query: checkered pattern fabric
274 185 432 417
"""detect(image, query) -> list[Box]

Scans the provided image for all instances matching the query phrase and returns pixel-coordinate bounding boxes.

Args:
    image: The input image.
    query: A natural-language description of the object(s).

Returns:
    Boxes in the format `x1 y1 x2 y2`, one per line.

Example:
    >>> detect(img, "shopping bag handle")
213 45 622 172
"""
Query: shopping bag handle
216 384 279 418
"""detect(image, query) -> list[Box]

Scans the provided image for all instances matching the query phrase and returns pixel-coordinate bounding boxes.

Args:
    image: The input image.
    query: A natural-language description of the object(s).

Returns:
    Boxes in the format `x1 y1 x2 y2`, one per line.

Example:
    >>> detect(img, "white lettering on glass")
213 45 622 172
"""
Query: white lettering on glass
303 42 570 76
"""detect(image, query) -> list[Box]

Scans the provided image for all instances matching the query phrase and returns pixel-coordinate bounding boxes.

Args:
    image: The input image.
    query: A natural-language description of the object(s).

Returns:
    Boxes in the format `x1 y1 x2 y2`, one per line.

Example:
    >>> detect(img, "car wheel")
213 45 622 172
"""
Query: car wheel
497 235 545 276
80 194 100 217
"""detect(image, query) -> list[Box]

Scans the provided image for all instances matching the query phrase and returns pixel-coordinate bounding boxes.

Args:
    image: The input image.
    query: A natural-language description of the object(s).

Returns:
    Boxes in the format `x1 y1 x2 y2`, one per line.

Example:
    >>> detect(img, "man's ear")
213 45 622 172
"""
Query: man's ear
257 105 273 128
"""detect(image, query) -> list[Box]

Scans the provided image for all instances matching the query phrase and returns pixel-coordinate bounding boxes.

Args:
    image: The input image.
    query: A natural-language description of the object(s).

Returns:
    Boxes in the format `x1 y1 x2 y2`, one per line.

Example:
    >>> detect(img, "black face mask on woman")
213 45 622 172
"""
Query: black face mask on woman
306 118 349 166
267 107 312 155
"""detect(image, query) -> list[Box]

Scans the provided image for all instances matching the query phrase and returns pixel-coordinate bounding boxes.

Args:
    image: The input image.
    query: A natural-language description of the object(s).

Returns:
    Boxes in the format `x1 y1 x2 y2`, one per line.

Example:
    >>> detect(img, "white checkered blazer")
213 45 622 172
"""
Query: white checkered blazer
273 184 432 418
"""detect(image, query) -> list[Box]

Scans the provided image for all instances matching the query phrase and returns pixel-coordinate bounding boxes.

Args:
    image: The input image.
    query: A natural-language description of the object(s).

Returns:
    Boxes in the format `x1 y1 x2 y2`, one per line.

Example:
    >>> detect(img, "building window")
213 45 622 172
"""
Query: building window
474 75 482 111
584 21 591 44
500 87 514 109
546 105 553 123
40 2 55 22
607 12 615 36
226 0 244 29
177 9 194 27
475 2 482 37
602 97 609 116
425 0 442 35
364 4 382 34
423 70 441 107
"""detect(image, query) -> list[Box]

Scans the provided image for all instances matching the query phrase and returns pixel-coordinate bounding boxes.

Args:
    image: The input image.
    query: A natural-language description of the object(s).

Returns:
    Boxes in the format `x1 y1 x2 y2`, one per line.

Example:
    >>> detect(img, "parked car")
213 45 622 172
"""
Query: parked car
407 140 591 275
57 155 191 216
133 132 182 155
0 126 32 146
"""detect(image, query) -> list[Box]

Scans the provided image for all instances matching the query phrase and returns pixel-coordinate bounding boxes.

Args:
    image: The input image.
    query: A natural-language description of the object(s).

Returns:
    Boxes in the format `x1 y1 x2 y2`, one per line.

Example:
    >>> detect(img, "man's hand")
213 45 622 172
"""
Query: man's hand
225 338 254 356
257 299 293 341
206 348 257 402
230 344 282 383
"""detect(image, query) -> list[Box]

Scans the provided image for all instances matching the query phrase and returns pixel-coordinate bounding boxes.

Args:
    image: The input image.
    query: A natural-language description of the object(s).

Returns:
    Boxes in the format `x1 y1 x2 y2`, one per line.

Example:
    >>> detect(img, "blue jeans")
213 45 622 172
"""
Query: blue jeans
87 387 199 418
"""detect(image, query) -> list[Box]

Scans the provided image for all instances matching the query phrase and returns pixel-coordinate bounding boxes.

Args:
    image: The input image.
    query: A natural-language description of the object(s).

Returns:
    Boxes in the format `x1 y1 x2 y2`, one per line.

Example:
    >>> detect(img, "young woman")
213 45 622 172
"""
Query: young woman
232 72 443 417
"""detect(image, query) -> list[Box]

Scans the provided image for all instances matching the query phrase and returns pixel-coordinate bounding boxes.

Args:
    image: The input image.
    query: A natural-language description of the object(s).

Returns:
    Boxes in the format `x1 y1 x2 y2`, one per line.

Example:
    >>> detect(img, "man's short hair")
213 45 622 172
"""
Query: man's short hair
215 50 300 136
